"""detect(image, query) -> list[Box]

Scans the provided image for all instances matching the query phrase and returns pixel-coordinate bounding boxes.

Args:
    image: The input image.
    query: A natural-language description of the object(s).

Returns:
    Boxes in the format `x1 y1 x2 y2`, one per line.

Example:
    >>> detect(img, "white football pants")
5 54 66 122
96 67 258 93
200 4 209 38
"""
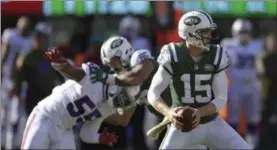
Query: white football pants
160 117 251 149
21 107 76 149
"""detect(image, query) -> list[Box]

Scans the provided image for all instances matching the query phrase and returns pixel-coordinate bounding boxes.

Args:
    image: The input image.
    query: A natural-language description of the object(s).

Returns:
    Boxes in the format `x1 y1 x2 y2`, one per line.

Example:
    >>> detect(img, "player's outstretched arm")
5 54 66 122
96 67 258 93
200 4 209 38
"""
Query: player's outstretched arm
198 71 228 117
106 50 155 86
57 63 86 82
114 59 154 86
44 47 86 82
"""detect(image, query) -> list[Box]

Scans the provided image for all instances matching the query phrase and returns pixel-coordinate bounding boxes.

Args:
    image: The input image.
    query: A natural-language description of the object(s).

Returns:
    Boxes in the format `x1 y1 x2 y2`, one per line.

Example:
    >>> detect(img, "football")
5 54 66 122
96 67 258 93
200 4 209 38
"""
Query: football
176 106 195 132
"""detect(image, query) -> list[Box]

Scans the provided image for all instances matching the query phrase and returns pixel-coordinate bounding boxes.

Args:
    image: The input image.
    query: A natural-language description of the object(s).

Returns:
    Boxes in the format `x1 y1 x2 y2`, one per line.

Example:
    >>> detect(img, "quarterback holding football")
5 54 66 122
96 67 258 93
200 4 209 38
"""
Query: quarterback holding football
147 10 251 149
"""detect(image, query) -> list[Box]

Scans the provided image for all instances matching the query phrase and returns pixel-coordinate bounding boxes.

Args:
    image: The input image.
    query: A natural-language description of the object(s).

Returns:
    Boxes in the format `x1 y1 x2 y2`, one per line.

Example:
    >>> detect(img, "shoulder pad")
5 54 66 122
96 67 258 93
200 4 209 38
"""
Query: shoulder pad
130 49 153 68
81 62 100 77
214 45 231 73
157 42 178 65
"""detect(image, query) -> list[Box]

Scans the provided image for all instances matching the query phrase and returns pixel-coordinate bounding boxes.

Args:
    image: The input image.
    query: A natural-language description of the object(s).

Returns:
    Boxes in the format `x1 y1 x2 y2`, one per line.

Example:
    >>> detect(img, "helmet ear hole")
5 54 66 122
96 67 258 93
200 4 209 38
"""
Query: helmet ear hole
125 50 128 54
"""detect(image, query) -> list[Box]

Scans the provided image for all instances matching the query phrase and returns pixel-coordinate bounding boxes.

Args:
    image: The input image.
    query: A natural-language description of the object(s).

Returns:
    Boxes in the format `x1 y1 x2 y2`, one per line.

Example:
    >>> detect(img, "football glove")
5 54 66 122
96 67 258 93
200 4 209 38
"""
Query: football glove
99 128 118 147
44 47 67 70
88 64 109 83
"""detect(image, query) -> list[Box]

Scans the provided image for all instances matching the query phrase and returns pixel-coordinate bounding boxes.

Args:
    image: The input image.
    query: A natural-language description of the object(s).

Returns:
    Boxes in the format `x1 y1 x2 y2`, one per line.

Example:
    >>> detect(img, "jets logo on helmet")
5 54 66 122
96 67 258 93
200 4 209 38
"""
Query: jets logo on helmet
184 16 201 26
101 36 134 71
110 39 123 49
178 10 217 50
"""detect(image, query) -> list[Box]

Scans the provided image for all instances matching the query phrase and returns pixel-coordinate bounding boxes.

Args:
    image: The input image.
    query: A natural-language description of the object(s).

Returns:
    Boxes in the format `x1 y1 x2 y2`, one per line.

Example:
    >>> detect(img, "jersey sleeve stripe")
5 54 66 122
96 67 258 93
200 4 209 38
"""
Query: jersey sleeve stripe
169 43 178 62
21 113 37 149
215 64 230 73
103 84 108 100
167 44 175 63
162 66 173 76
215 45 223 71
213 45 221 66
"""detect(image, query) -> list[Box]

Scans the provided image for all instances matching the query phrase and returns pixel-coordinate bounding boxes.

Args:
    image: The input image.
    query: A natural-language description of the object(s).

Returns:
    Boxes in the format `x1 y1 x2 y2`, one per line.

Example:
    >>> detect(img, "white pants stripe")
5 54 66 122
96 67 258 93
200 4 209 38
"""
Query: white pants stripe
21 107 76 149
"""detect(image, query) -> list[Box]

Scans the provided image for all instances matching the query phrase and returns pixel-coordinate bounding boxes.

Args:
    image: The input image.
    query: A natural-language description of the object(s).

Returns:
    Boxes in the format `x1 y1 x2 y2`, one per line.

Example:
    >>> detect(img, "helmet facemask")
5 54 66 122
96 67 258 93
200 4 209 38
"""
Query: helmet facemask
107 56 131 73
103 48 133 73
187 25 217 51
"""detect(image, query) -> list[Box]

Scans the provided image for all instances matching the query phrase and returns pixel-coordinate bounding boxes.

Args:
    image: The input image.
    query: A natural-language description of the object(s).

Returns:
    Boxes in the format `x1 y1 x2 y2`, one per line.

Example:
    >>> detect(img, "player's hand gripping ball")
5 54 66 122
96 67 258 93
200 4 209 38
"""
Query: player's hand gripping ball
176 106 196 132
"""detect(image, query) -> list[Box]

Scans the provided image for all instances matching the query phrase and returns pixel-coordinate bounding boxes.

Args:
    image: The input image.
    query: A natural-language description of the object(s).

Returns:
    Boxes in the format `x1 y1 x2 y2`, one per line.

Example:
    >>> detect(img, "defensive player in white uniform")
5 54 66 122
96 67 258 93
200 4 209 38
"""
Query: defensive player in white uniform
147 10 251 149
45 36 154 147
221 18 263 147
1 16 33 149
21 61 138 149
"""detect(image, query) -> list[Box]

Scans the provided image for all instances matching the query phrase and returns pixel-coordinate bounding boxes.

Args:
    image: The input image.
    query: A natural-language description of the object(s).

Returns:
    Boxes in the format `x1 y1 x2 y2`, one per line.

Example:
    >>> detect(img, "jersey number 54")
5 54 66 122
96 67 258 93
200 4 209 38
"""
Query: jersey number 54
66 96 102 123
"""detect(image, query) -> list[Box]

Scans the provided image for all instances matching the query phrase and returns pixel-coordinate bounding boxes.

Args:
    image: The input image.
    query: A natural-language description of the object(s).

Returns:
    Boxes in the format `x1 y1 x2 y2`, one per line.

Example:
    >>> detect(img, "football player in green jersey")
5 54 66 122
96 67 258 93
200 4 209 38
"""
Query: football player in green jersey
147 10 251 149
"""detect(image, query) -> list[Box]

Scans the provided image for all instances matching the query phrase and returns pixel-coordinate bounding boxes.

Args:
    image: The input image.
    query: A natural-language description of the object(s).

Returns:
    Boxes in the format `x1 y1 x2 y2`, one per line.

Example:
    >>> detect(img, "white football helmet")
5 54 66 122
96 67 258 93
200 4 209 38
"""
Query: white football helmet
178 10 217 50
101 36 135 70
232 18 252 43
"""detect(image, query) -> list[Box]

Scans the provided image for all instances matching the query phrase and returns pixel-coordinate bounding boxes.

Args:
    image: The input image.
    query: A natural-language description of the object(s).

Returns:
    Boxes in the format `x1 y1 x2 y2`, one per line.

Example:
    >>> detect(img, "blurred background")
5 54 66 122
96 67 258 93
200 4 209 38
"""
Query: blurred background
1 1 276 150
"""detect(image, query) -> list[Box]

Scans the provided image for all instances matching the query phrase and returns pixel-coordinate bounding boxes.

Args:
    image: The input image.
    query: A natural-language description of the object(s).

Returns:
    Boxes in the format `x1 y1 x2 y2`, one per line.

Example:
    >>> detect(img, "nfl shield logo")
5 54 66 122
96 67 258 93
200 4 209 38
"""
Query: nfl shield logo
194 65 199 70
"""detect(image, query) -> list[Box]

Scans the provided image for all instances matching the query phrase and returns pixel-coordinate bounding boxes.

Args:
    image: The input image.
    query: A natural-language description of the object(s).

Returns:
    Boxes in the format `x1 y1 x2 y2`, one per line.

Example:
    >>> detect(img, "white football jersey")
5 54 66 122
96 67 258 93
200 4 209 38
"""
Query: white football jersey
221 38 263 83
37 63 120 129
2 28 32 77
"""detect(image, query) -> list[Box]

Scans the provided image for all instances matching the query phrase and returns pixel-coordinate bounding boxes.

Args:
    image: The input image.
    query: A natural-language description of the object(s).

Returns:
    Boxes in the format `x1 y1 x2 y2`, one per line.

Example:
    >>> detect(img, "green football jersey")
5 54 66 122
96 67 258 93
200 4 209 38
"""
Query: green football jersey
157 42 230 123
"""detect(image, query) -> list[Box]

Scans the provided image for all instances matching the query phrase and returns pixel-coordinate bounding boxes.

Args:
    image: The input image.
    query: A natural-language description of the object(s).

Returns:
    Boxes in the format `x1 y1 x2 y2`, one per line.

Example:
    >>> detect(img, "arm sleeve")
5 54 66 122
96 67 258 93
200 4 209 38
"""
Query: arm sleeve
211 71 228 111
147 65 172 106
80 62 99 84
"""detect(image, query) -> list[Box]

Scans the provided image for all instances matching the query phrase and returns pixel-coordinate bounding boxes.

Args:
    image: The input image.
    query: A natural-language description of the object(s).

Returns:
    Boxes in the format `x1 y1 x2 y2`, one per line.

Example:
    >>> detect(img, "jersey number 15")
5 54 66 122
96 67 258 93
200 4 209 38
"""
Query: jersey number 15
66 96 102 123
181 74 212 104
